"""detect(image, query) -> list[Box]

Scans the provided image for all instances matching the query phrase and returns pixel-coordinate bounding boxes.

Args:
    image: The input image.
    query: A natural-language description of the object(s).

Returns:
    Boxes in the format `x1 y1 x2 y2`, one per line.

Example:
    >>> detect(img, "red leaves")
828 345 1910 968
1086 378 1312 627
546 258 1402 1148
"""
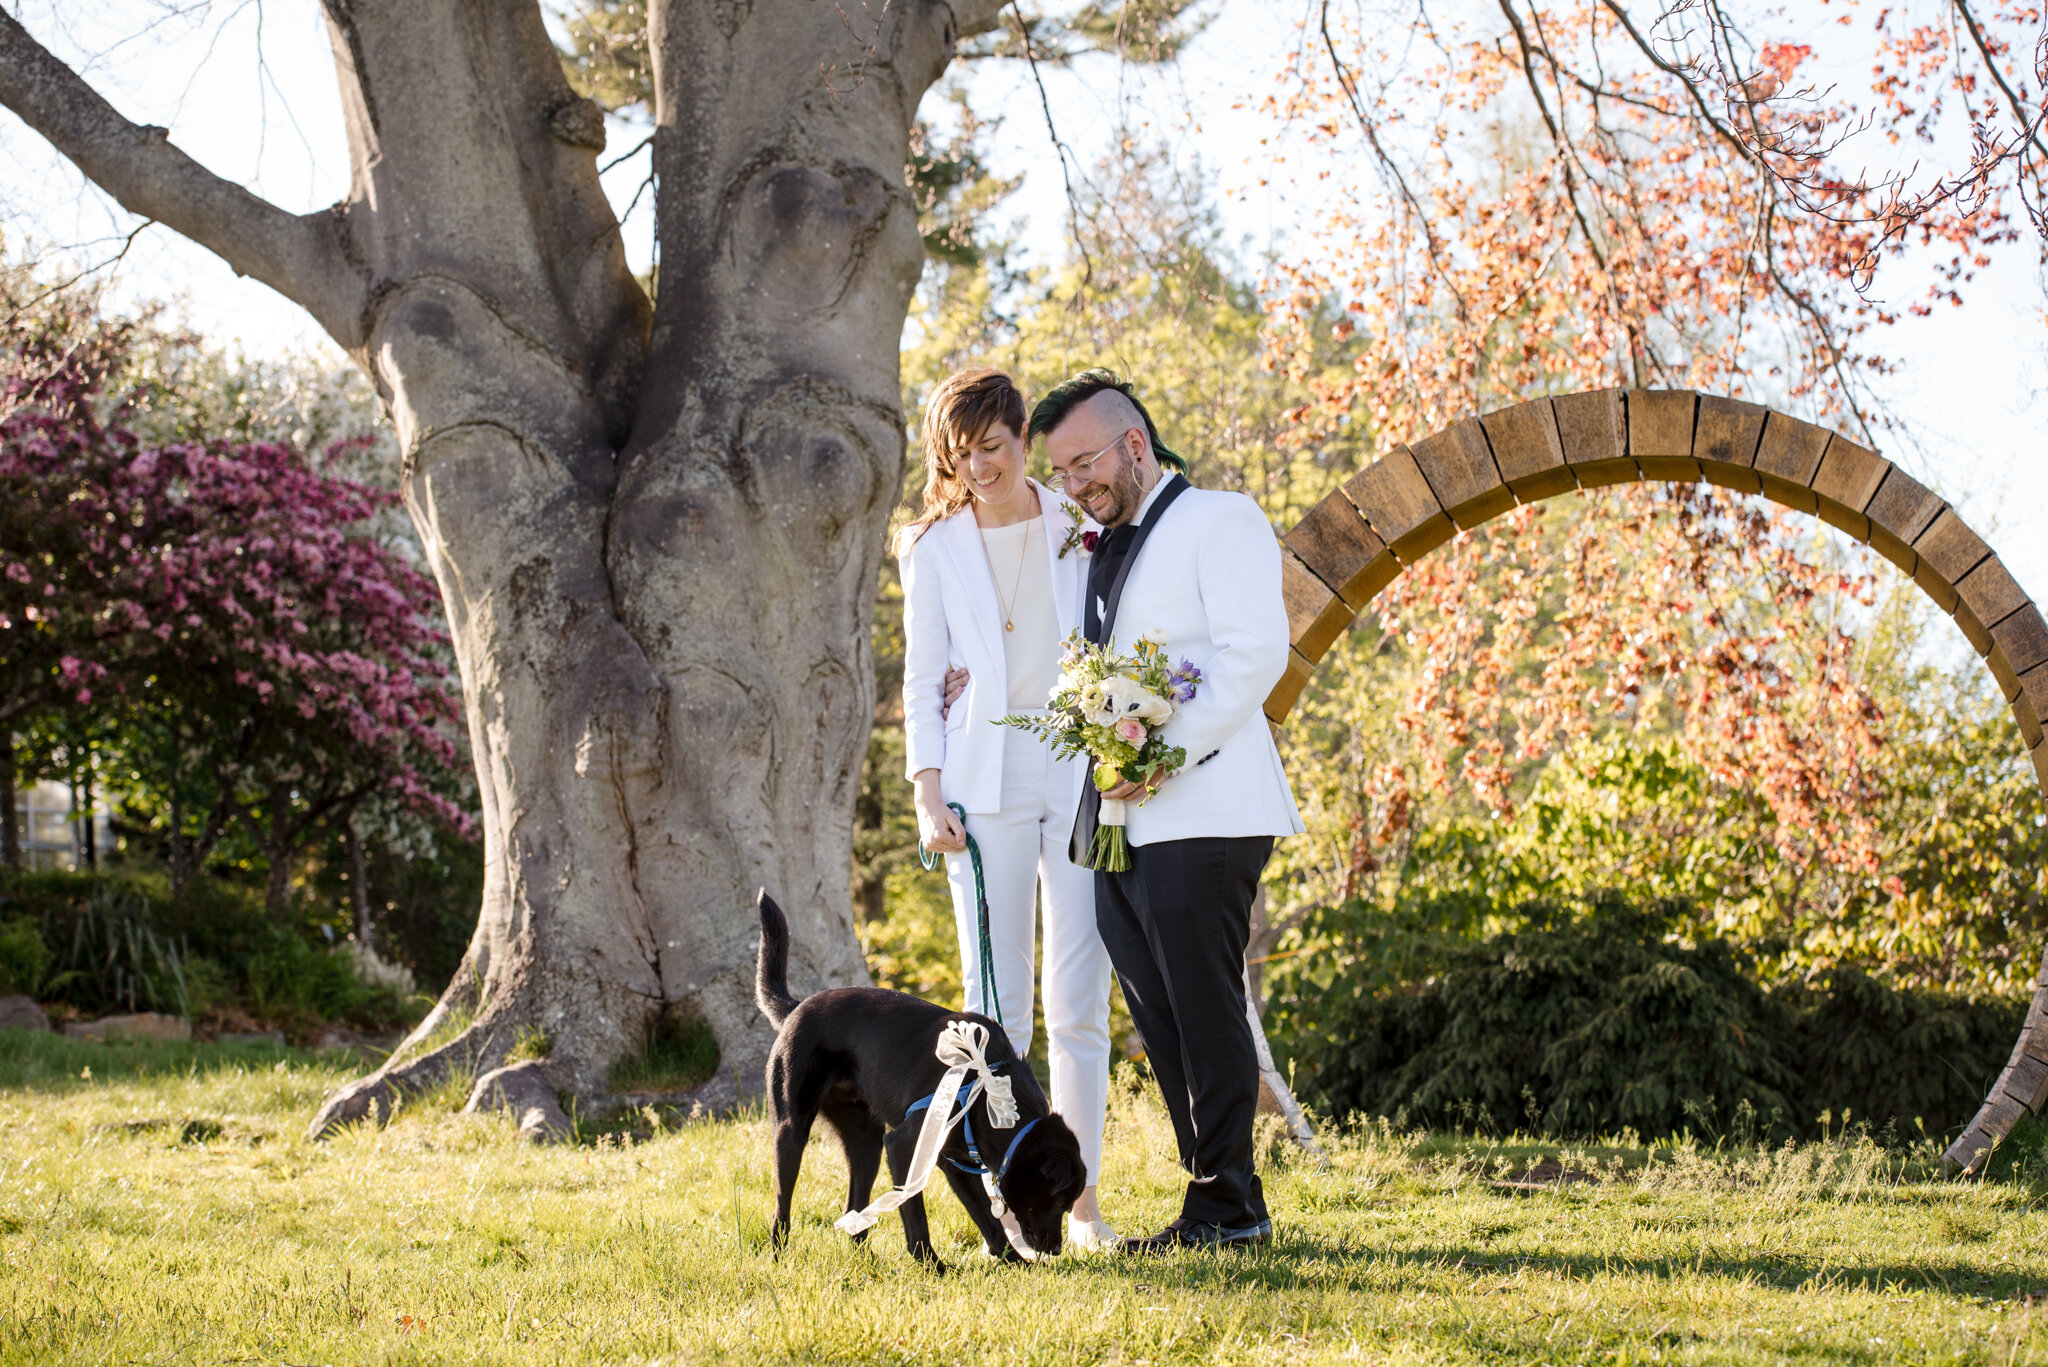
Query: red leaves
1359 482 1889 882
1760 42 1815 81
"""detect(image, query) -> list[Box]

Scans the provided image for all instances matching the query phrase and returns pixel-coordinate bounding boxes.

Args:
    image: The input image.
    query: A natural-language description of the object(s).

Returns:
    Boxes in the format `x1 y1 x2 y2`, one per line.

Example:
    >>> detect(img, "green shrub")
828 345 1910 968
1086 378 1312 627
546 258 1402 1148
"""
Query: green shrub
1294 897 1802 1139
0 869 423 1031
244 934 415 1032
180 956 235 1019
1285 895 2025 1144
51 883 193 1018
0 916 51 997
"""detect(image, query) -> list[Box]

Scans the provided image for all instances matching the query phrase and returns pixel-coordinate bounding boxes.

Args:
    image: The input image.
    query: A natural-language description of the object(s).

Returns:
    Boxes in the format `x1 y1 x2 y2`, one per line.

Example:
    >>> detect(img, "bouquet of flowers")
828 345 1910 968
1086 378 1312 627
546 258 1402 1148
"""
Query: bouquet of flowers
999 631 1202 871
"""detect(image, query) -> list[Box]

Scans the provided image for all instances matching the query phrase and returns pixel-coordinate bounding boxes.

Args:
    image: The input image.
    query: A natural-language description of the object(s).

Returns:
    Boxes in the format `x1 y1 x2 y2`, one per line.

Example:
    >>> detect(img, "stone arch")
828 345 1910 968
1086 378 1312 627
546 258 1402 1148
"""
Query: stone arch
1261 388 2048 1172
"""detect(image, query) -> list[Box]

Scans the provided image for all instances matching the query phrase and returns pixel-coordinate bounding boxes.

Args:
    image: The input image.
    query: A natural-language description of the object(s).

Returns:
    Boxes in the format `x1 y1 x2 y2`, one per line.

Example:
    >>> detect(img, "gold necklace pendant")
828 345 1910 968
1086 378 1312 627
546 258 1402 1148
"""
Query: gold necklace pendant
983 518 1030 636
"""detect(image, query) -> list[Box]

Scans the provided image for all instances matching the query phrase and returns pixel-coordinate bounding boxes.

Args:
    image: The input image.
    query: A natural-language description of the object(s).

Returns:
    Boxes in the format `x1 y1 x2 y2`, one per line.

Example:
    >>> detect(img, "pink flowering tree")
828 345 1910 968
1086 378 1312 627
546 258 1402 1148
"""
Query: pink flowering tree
2 334 470 905
1 336 156 863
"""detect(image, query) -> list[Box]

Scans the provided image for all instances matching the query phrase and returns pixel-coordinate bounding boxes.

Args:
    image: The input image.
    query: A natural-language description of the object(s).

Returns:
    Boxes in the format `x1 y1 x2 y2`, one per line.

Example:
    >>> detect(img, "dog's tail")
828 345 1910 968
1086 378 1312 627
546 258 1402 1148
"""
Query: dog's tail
755 889 801 1028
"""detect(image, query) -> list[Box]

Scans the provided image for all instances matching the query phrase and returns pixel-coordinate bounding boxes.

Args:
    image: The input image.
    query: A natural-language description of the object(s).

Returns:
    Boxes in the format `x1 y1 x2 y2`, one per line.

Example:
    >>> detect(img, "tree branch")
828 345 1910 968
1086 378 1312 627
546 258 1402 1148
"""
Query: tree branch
1008 0 1094 289
1495 0 1644 382
1320 0 1468 323
0 10 364 344
1953 0 2048 164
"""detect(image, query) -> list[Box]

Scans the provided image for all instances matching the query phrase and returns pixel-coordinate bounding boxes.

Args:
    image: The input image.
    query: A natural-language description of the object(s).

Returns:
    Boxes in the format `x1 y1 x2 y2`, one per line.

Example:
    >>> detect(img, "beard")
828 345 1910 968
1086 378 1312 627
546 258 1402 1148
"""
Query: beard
1085 458 1150 527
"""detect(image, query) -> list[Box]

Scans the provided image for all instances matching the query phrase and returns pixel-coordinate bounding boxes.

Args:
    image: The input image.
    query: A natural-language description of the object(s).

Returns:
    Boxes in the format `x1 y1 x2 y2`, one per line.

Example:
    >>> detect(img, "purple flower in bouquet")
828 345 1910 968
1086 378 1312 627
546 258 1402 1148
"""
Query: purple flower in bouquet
1168 658 1202 703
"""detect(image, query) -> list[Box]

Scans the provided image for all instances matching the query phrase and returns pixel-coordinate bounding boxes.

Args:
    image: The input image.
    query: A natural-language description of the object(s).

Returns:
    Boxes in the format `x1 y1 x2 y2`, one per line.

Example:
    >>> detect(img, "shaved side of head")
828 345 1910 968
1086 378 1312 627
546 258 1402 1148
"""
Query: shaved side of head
1026 368 1187 474
1074 388 1150 455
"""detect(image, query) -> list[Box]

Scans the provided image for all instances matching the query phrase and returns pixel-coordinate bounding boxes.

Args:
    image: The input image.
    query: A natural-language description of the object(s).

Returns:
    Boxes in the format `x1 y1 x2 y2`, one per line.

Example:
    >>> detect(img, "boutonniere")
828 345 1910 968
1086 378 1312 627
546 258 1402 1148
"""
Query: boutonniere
1058 499 1096 559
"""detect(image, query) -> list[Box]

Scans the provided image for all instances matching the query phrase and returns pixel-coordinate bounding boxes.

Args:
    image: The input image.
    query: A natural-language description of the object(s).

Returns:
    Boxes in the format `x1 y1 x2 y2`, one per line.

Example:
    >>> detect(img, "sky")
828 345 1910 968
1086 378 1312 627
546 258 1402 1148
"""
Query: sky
1 0 2042 615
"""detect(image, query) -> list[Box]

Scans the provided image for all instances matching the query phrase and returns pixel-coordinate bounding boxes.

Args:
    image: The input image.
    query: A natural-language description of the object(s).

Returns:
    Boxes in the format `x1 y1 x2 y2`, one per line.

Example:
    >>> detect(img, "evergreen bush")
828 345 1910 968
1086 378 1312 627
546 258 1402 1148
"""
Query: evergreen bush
1787 968 2023 1140
1285 895 2024 1143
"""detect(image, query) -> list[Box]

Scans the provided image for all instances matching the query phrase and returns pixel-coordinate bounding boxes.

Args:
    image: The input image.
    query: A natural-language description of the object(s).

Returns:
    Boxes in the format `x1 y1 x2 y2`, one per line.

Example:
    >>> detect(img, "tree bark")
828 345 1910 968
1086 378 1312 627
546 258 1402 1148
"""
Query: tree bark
0 740 17 870
343 821 374 952
263 783 292 916
77 753 95 870
0 0 1006 1133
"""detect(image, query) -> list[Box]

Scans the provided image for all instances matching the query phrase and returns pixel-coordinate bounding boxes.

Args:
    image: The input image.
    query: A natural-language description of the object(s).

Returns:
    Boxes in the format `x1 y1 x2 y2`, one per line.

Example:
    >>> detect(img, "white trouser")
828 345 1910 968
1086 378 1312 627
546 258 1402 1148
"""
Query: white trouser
946 722 1113 1185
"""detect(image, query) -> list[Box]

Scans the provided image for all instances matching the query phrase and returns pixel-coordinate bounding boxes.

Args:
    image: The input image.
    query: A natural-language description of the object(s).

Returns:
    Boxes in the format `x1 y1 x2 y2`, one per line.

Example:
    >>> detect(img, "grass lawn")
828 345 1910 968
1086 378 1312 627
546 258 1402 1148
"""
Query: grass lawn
2 1029 2047 1364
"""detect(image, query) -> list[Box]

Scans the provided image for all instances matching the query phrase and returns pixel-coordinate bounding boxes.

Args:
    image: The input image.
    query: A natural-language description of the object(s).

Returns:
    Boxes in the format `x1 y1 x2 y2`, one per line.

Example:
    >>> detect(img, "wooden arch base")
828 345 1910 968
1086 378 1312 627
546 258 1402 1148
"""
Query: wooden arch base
1259 388 2048 1173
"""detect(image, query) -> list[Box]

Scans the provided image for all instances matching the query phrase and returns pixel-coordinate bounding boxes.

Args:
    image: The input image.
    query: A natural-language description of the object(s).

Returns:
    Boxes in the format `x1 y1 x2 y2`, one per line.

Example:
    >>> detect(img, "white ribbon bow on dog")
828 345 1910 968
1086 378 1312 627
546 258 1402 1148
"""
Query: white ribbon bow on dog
936 1020 1017 1128
833 1021 1021 1244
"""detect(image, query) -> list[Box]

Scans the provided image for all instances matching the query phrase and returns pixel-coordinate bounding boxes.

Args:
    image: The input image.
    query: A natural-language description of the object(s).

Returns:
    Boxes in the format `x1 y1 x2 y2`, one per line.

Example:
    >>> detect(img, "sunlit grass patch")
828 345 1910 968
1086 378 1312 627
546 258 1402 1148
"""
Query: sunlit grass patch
2 1039 2047 1363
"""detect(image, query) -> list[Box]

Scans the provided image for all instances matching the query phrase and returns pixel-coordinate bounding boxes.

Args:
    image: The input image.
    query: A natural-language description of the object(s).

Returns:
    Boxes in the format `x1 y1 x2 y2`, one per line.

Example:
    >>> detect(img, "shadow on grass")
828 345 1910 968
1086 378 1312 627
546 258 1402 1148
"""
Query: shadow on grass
1062 1229 2048 1301
0 1025 348 1091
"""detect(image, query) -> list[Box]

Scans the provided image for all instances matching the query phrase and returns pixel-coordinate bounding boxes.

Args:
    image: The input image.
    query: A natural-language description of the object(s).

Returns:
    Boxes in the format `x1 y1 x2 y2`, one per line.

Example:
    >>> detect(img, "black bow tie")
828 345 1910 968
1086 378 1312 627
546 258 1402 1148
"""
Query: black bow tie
1085 523 1139 642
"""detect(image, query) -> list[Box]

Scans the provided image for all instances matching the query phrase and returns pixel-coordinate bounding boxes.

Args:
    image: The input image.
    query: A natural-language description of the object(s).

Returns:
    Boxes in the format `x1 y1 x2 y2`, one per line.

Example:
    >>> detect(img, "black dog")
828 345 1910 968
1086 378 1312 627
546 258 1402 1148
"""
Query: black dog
754 890 1086 1269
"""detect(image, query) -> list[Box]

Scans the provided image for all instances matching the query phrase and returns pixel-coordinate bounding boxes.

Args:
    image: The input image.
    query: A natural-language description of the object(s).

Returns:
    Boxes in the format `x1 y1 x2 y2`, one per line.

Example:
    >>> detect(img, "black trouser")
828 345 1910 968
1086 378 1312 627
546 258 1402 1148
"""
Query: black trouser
1095 834 1274 1230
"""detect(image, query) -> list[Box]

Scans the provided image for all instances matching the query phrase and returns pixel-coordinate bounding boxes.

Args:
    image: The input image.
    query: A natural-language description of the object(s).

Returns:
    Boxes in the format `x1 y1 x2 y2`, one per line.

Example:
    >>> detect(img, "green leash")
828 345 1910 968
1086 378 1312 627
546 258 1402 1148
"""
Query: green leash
919 800 1002 1028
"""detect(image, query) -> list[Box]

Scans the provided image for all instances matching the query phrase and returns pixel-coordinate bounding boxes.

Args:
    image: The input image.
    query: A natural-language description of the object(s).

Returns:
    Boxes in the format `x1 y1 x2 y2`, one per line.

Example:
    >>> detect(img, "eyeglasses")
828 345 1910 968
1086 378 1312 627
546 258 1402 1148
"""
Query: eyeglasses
1051 430 1139 490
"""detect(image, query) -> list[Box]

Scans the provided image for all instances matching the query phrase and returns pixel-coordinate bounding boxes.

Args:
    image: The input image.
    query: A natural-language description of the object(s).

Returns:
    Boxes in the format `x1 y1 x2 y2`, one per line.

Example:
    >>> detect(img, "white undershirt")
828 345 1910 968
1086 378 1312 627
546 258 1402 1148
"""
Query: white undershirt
979 518 1062 710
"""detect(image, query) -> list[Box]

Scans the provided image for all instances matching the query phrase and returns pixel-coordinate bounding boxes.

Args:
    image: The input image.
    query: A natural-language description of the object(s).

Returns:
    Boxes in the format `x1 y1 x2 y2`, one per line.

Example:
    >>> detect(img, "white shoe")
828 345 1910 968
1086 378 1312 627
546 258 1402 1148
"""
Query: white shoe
1066 1212 1121 1251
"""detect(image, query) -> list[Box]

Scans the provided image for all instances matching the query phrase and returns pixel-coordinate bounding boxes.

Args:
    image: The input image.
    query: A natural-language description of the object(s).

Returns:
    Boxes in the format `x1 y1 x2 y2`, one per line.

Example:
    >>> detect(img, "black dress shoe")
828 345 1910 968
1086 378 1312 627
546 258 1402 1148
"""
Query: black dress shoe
1120 1217 1273 1253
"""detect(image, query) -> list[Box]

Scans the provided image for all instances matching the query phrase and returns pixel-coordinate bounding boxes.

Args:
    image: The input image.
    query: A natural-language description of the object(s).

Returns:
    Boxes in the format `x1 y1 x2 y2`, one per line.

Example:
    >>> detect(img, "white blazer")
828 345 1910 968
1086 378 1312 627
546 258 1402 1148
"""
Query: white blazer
901 480 1092 815
1102 475 1306 846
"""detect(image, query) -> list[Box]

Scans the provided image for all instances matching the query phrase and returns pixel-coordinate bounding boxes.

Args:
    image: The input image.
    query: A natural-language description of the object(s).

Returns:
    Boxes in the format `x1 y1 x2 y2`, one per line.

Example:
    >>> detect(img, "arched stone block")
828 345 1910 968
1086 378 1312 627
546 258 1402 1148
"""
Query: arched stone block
1913 509 1991 614
1627 389 1700 482
1260 387 2048 1174
1694 395 1767 493
1341 446 1452 562
1753 412 1833 513
1410 418 1513 528
1810 437 1889 542
1264 647 1316 725
1283 491 1398 608
1552 388 1636 487
1480 398 1575 501
1280 547 1353 661
1864 466 1945 577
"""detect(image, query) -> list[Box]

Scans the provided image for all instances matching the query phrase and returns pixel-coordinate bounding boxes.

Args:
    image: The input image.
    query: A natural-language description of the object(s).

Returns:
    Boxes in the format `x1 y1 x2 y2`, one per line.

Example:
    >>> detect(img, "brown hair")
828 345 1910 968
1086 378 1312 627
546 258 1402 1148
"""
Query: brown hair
898 368 1027 555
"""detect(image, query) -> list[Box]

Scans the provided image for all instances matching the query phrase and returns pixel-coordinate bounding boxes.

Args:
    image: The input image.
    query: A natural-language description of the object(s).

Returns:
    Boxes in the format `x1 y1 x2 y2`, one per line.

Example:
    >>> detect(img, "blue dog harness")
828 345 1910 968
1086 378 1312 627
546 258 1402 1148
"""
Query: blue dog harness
904 1076 1042 1186
835 1021 1033 1247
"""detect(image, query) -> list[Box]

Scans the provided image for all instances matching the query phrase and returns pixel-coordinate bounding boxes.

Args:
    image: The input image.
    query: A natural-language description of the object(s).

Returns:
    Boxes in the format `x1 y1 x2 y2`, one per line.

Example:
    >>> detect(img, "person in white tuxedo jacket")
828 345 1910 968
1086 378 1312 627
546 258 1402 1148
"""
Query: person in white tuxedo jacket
1032 369 1304 1253
898 368 1120 1249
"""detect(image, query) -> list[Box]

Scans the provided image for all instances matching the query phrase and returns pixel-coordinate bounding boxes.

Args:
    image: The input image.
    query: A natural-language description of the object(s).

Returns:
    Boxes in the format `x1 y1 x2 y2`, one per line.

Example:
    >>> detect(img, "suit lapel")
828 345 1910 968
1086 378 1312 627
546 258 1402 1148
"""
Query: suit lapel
938 509 1003 669
1034 480 1082 640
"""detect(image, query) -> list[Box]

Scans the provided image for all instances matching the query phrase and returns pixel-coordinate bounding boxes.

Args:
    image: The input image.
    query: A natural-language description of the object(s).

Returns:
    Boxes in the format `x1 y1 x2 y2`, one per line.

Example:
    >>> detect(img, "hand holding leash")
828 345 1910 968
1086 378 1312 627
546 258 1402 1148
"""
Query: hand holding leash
918 802 1002 1028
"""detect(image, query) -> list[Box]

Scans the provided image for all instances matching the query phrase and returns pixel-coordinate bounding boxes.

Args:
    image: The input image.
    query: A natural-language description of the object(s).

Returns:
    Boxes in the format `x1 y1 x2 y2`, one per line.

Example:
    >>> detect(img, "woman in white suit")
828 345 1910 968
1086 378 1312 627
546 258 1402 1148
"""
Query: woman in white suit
898 368 1118 1249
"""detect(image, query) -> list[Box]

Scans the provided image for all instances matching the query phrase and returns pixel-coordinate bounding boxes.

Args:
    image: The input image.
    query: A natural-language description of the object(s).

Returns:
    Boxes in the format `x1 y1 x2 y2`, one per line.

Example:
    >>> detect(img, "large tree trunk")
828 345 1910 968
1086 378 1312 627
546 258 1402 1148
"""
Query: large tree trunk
309 0 968 1129
0 0 998 1136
